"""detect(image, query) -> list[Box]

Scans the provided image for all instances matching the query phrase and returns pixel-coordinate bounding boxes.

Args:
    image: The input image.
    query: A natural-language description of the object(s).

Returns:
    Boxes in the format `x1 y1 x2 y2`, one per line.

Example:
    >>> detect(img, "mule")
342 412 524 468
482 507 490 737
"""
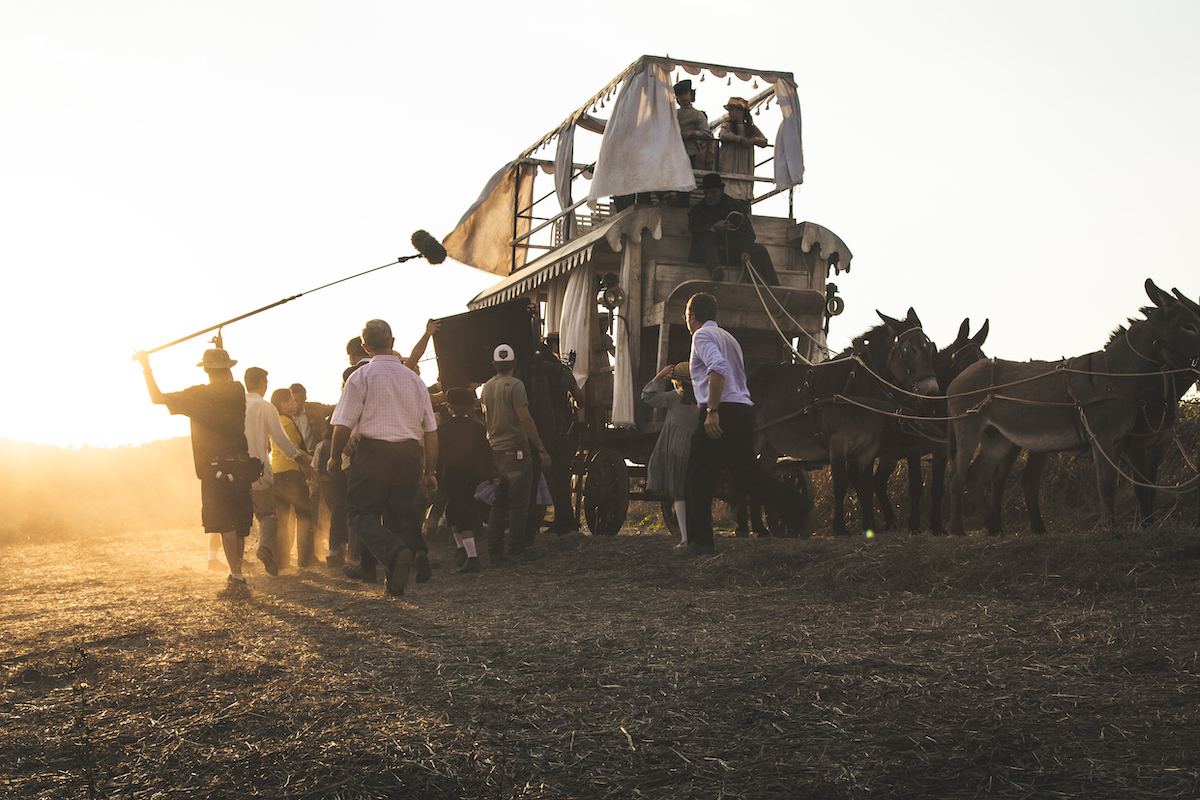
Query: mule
947 280 1200 536
750 308 940 536
988 299 1200 533
873 318 989 533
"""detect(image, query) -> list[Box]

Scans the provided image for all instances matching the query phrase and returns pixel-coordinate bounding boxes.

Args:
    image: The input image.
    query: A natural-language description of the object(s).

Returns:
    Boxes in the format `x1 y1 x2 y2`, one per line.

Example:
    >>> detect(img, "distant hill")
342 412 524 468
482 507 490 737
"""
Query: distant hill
0 437 200 544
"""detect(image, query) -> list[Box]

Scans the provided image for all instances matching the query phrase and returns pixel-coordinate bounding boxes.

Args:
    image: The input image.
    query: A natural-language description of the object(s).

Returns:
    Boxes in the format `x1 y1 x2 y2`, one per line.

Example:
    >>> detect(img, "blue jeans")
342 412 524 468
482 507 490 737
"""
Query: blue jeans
488 450 534 557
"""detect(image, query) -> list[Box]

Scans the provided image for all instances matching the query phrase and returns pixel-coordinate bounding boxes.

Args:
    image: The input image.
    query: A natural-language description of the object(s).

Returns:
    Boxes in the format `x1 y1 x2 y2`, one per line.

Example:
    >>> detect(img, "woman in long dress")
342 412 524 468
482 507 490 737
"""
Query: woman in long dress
642 363 699 546
717 96 768 202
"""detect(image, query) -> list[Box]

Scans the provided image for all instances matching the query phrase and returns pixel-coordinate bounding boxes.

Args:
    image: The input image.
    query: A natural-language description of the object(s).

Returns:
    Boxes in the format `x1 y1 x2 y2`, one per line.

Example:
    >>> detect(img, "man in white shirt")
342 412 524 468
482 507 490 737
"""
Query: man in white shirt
683 292 817 554
243 367 315 576
329 319 439 597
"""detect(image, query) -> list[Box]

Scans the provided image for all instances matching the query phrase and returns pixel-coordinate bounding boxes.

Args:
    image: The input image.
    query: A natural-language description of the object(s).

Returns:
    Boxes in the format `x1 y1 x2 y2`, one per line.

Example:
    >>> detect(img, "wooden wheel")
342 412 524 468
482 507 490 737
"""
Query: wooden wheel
660 499 681 536
583 449 630 536
764 465 815 537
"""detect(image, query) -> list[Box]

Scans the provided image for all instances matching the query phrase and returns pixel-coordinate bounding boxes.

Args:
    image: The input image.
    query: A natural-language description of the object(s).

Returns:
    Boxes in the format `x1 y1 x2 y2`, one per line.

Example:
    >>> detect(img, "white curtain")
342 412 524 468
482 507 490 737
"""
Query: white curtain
587 61 696 202
559 264 595 389
553 122 578 241
545 275 566 336
609 245 637 428
773 77 805 189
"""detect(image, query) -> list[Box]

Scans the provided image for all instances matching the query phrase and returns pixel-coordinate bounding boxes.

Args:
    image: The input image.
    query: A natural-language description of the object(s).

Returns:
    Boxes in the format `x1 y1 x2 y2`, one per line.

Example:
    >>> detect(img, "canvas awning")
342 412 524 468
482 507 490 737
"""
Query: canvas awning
466 207 665 309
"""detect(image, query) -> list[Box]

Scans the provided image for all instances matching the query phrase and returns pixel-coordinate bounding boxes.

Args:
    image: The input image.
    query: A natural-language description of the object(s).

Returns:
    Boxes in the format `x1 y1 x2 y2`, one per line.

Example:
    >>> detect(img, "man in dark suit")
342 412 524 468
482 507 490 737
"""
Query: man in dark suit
687 172 778 284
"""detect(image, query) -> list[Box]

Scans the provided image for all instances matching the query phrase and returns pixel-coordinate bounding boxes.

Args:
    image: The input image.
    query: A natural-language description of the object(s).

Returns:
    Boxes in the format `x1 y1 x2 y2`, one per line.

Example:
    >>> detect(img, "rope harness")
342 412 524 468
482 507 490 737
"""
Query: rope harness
738 264 1200 494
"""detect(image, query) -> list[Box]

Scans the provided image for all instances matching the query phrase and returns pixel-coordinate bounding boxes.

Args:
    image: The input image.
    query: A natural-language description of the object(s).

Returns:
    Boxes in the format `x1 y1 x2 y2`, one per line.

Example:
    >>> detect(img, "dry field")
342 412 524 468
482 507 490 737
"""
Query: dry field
3 515 1200 799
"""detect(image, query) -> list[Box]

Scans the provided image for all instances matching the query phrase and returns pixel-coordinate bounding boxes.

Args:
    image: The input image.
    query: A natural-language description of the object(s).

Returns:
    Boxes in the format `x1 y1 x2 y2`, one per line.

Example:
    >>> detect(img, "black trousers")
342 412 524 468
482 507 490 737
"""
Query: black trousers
684 403 811 547
347 438 428 573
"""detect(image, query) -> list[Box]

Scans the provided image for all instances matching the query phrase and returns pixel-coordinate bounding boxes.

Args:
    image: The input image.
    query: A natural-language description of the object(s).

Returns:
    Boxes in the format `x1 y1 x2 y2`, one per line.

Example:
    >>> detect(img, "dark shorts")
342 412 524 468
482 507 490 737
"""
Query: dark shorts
200 475 254 536
444 479 483 534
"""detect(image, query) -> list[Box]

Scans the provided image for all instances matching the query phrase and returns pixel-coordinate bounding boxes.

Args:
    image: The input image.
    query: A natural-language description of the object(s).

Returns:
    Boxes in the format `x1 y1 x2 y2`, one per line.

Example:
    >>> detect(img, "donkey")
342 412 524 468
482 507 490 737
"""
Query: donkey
750 308 940 536
947 279 1200 536
988 321 1199 534
873 318 989 534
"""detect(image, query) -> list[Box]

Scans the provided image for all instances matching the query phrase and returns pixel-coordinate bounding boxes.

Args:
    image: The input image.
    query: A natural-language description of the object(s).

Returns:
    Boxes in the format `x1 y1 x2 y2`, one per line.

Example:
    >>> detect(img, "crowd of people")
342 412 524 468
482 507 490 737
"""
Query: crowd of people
136 288 817 599
136 317 587 598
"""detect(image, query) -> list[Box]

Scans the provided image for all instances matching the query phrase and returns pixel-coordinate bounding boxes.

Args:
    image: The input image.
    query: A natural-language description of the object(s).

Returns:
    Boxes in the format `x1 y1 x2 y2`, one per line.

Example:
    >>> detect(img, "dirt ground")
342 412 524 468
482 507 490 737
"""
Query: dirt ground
3 517 1200 799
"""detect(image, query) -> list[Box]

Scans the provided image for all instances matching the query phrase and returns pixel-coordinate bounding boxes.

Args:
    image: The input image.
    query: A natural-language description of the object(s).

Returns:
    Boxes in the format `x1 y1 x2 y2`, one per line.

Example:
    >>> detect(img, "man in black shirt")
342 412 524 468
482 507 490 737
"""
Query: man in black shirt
138 347 255 597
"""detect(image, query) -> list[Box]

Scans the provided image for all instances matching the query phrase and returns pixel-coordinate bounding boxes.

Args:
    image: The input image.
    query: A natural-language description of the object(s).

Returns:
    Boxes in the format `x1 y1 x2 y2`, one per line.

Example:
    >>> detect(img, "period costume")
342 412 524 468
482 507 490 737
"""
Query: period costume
688 173 779 284
717 98 767 201
642 379 698 497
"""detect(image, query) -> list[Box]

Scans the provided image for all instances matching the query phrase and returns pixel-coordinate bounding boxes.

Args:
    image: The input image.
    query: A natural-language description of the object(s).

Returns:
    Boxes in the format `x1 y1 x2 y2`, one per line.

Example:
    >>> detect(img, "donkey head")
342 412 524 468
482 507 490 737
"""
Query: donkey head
1144 279 1200 368
935 318 989 393
877 308 940 396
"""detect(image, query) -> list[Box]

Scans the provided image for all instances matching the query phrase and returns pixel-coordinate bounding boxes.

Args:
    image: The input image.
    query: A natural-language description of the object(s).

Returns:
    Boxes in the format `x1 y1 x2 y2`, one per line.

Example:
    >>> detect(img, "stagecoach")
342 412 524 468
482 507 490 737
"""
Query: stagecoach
434 56 855 535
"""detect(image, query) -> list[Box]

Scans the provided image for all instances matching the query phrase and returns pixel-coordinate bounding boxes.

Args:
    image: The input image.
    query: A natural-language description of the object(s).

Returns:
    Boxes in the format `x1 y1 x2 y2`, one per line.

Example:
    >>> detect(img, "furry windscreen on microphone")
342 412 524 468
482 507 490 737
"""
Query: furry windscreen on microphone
411 230 447 264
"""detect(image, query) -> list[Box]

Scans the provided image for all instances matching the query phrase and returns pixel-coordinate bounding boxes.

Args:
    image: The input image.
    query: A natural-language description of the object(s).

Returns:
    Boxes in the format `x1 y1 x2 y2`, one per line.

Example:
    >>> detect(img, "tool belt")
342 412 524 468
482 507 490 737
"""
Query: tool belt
209 453 264 483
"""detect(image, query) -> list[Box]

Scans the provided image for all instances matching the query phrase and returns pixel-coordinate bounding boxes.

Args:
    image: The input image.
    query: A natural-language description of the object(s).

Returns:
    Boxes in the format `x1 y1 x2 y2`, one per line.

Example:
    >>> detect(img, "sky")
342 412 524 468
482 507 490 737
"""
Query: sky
3 1 1199 448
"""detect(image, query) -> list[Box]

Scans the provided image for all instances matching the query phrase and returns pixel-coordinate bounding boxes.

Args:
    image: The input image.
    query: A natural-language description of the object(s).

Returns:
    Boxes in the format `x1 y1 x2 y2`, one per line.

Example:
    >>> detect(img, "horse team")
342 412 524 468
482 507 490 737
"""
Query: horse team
747 279 1200 536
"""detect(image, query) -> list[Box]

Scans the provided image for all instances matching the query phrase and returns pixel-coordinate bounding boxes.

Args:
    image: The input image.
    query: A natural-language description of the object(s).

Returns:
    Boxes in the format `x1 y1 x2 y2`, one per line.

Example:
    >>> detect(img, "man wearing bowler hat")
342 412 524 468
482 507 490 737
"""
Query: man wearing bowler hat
674 79 713 169
687 172 779 285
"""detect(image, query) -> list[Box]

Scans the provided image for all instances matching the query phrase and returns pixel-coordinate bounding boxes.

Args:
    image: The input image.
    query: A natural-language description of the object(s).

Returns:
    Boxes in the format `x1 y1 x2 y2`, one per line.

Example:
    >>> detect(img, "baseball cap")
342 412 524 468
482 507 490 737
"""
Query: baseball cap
493 343 515 363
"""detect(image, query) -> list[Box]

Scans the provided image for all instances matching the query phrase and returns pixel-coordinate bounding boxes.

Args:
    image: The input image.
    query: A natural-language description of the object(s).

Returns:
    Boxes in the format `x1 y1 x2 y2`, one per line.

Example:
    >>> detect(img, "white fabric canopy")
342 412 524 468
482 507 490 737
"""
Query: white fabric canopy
773 77 805 189
586 61 697 203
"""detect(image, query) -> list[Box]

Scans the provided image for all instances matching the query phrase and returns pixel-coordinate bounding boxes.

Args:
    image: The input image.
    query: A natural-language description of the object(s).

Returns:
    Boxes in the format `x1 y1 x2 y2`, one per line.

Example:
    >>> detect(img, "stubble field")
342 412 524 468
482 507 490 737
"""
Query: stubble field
3 515 1200 799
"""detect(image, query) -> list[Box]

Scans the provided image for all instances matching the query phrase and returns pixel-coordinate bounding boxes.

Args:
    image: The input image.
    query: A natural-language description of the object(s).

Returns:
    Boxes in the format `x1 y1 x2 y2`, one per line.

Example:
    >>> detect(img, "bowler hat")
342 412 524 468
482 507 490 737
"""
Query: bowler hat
197 348 237 369
699 172 725 190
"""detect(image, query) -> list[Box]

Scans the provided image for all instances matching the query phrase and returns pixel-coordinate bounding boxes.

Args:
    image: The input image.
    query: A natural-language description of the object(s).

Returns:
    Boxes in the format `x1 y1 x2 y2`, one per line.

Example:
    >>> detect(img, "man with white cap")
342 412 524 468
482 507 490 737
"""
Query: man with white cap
137 346 256 597
480 343 551 565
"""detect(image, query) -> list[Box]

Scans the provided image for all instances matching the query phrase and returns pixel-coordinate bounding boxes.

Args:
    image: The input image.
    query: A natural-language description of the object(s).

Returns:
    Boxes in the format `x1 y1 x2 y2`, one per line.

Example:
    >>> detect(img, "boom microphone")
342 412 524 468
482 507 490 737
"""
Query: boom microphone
411 229 448 265
133 229 449 359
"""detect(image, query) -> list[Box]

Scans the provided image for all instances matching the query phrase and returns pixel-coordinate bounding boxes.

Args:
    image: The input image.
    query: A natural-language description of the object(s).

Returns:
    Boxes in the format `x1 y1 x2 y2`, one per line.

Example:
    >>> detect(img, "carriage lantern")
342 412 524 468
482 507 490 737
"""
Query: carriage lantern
598 272 626 311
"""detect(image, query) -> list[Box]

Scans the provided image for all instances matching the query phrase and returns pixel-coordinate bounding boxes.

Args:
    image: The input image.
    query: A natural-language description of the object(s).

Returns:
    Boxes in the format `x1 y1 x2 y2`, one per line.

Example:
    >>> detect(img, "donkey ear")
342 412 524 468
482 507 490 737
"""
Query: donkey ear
878 311 902 334
972 319 990 346
955 318 970 343
1171 288 1200 317
1145 278 1171 308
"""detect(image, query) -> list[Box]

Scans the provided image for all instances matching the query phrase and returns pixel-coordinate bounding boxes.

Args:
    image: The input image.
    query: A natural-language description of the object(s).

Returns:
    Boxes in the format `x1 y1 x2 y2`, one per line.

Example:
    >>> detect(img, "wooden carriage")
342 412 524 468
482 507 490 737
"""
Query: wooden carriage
440 56 855 534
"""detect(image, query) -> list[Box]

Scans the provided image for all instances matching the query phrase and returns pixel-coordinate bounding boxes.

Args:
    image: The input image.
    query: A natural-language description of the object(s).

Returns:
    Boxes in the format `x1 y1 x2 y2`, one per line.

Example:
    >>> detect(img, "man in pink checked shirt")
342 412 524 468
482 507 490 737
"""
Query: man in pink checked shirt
328 319 439 597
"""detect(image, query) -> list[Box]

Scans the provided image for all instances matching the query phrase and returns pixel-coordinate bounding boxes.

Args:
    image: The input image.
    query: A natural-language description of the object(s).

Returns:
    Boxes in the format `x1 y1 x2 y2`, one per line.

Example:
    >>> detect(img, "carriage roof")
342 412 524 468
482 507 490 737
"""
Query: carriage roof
439 55 854 434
